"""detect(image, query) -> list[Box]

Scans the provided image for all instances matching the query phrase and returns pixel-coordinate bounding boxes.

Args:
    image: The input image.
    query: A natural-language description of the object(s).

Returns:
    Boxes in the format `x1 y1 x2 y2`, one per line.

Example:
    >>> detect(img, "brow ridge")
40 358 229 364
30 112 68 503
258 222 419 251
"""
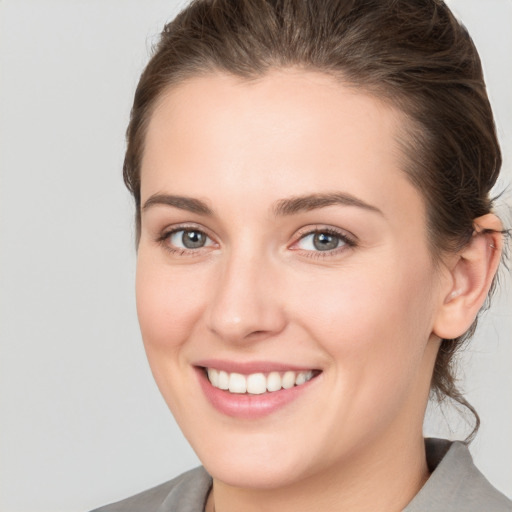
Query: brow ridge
142 194 213 215
141 191 382 218
272 192 383 217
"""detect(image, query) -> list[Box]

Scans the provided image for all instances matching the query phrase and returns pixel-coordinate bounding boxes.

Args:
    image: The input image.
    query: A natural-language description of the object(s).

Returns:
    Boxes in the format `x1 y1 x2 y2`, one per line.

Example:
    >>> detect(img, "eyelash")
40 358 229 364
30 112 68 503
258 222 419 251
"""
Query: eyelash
292 226 357 259
156 224 357 259
156 224 215 257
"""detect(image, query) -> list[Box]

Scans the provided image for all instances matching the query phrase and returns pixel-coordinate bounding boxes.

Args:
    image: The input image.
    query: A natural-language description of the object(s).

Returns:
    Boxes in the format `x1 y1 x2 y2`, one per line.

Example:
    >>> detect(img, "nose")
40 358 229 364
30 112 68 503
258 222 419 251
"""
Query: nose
205 249 287 344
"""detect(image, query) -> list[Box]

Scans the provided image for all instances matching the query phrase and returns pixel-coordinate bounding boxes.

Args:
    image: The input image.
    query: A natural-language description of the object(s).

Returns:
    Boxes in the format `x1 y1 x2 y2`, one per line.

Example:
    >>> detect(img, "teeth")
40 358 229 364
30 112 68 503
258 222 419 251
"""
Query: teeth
207 368 219 387
282 371 295 389
228 373 247 393
266 371 282 392
295 372 307 385
246 373 267 394
206 369 315 394
218 370 229 390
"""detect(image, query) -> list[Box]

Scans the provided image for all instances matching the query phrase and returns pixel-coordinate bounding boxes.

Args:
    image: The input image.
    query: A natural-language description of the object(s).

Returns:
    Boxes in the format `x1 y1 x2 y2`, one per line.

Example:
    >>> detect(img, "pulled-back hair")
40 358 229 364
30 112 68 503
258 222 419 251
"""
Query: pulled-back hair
124 0 503 436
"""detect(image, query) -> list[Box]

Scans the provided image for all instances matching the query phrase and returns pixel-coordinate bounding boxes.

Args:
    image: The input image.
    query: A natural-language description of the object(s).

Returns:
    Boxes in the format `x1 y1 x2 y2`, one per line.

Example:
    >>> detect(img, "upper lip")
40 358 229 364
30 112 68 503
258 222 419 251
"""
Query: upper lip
194 359 319 375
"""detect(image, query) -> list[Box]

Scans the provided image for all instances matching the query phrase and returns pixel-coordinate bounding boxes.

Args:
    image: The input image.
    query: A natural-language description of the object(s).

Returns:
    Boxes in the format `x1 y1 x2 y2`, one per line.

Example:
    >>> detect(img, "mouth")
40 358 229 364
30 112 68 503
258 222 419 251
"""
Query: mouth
194 360 322 418
204 367 319 395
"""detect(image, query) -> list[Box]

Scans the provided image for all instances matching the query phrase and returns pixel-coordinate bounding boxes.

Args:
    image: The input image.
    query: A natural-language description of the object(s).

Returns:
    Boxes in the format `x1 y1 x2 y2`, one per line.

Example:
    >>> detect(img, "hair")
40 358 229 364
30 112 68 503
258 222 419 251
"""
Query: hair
123 0 504 437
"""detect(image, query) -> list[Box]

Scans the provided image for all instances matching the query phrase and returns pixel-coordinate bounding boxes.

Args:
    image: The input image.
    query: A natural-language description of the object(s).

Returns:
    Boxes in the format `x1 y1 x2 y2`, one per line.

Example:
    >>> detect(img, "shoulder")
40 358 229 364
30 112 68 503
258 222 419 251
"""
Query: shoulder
90 466 212 512
405 438 512 512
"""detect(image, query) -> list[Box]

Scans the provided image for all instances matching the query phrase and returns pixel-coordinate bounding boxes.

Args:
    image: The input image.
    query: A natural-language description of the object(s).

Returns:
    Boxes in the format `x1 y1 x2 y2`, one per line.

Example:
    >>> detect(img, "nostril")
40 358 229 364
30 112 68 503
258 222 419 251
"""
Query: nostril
247 330 267 337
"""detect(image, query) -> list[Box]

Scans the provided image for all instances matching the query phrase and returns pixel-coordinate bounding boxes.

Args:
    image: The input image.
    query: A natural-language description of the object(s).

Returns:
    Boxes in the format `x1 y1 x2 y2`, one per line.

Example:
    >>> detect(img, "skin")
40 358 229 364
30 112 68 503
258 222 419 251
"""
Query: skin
136 69 503 512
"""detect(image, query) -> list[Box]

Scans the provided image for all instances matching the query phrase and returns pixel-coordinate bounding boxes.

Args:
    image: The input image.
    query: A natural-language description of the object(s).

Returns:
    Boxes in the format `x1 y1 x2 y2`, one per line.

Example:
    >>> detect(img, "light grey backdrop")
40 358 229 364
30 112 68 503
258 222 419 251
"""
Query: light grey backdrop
0 1 510 511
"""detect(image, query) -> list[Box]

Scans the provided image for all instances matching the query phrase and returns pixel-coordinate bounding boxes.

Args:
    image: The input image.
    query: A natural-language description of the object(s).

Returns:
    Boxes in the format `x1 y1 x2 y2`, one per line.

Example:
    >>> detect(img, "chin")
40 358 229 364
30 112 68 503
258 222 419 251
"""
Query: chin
203 455 309 490
188 428 314 489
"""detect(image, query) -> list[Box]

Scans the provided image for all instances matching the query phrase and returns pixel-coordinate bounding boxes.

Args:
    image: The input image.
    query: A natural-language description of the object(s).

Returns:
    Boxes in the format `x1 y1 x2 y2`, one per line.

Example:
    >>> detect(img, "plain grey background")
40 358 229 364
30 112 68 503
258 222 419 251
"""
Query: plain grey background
0 1 510 511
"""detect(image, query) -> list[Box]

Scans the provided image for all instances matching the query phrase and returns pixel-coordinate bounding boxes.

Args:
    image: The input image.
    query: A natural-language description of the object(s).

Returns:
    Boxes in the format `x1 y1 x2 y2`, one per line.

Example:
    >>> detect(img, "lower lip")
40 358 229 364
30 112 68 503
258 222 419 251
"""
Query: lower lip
196 368 319 419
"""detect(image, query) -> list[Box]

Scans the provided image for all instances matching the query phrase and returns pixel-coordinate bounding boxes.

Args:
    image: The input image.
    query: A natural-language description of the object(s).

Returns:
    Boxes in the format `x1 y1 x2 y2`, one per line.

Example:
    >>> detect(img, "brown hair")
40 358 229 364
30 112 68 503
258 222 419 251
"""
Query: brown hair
124 0 503 436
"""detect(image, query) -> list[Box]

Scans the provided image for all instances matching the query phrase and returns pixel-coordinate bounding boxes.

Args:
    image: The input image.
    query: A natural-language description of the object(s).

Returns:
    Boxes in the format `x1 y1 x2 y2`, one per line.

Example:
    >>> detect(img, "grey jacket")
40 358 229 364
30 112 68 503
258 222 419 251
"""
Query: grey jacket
91 438 511 511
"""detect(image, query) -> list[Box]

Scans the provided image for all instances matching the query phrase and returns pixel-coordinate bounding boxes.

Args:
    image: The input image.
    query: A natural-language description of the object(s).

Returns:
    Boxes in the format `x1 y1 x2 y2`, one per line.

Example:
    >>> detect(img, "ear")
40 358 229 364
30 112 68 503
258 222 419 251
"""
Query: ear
433 214 503 340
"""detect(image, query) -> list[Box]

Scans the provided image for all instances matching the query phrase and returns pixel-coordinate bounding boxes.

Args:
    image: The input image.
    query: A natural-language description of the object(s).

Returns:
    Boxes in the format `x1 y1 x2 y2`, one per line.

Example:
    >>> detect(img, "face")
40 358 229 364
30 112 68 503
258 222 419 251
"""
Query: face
136 70 445 489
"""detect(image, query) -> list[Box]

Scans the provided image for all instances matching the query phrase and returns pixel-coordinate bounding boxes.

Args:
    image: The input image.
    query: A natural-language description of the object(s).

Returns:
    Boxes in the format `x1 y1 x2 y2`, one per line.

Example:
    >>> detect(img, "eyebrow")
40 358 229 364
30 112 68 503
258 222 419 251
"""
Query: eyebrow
142 192 383 217
142 194 213 215
271 192 384 217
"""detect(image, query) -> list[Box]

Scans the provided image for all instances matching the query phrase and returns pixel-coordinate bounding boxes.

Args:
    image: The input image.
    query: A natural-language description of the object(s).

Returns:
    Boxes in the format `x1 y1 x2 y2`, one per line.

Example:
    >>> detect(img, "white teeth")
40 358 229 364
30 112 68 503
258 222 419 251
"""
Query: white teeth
218 370 229 390
207 368 219 387
228 372 247 394
206 368 315 394
246 373 267 394
295 372 306 386
295 371 313 385
266 371 282 392
282 371 295 389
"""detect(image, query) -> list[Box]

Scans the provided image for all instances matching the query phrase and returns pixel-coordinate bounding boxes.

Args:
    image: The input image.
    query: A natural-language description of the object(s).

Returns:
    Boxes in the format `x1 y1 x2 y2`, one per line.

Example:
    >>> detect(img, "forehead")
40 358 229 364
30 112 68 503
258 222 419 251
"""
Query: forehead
141 69 424 225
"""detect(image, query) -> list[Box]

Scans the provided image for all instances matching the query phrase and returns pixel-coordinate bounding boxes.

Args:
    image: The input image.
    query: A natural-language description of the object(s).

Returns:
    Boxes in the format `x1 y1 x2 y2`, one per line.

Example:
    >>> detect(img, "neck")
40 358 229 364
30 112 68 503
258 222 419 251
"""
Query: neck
206 432 430 512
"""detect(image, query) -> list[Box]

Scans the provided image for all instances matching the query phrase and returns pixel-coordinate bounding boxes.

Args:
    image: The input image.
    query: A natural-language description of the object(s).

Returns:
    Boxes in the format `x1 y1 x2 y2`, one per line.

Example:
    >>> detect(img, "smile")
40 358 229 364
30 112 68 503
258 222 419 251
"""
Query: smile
206 368 316 394
196 363 322 418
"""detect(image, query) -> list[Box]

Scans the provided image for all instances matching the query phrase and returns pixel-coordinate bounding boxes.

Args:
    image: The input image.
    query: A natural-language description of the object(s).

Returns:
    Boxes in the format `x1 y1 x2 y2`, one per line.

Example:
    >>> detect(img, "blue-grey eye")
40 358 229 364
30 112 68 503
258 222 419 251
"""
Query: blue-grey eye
169 229 213 249
297 232 344 251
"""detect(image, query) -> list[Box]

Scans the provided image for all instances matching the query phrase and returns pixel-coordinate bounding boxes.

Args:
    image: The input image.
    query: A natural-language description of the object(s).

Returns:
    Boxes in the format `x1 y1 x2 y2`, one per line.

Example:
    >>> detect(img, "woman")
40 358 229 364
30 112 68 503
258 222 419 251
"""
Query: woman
93 0 511 510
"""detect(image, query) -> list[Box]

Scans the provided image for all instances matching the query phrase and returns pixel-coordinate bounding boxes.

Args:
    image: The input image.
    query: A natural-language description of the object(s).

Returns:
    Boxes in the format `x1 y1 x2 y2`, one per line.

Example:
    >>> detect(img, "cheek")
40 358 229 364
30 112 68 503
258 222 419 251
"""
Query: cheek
289 256 436 384
287 261 437 447
135 252 212 417
135 252 207 355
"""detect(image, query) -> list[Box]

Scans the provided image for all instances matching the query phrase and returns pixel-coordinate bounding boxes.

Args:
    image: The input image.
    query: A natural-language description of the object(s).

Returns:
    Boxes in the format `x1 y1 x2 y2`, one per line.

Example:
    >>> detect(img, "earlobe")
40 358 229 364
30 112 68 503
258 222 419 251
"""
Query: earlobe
433 214 503 340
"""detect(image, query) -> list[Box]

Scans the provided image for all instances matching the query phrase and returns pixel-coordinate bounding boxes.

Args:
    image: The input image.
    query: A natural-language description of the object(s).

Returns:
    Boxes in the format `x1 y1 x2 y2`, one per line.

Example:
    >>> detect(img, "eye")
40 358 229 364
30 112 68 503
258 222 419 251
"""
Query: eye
293 228 356 254
165 228 215 251
298 232 342 251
